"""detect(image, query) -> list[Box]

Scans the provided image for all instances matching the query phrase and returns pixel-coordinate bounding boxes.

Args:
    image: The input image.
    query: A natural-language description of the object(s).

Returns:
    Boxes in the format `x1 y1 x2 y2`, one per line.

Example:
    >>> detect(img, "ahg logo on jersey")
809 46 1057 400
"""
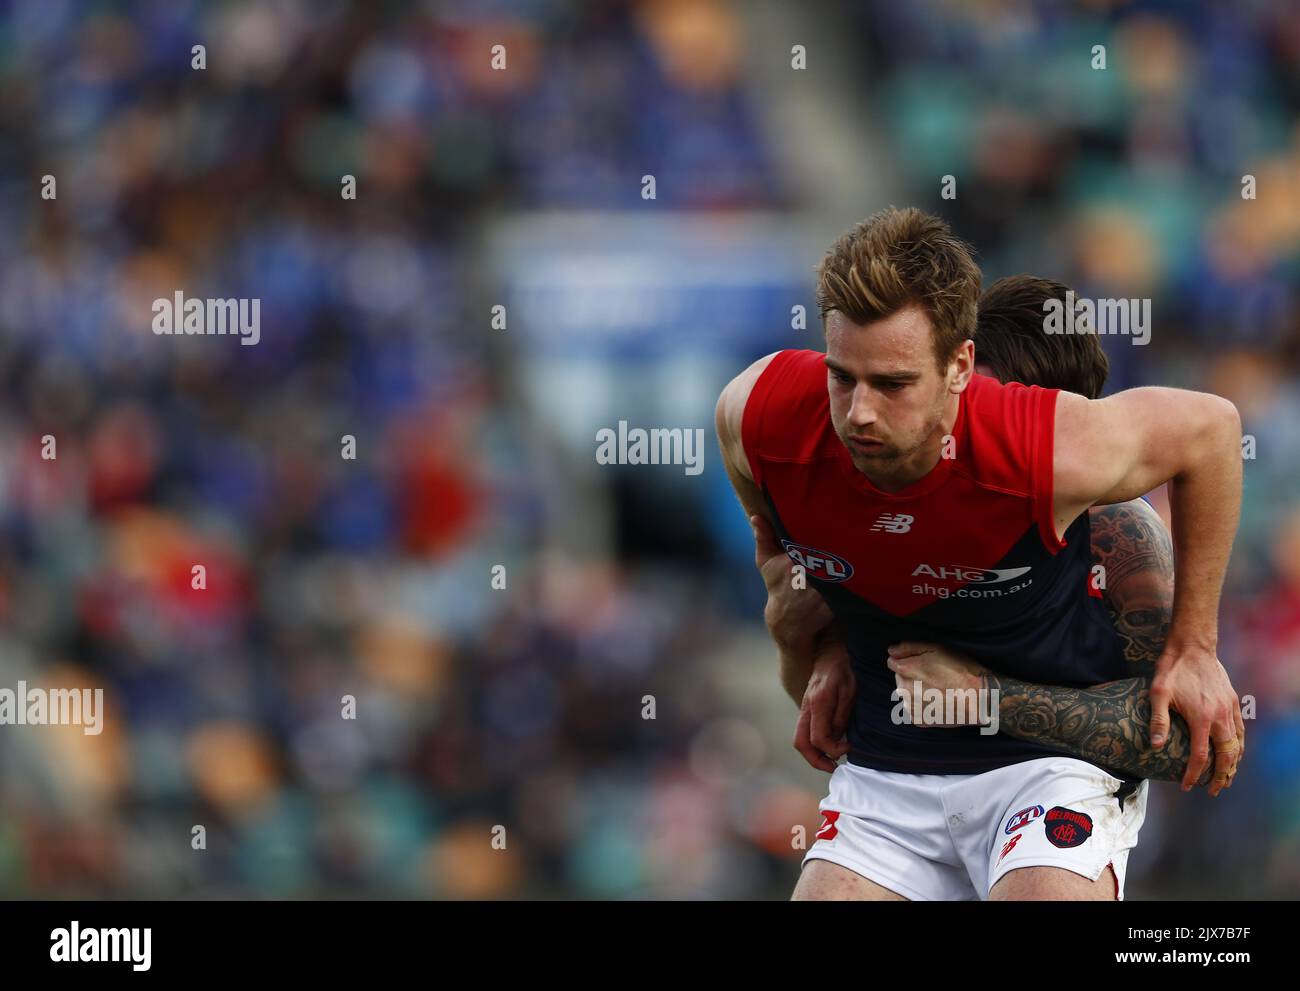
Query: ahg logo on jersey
781 541 853 582
910 564 1033 599
911 564 1031 583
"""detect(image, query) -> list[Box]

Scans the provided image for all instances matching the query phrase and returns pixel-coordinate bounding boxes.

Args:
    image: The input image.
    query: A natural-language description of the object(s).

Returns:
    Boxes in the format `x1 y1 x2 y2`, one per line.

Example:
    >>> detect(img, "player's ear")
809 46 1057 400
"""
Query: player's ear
948 339 976 392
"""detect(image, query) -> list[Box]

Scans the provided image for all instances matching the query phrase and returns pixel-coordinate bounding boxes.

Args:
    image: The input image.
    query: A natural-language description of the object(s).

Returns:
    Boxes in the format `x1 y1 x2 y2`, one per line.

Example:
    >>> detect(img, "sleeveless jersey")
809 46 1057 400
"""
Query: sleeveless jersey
742 349 1133 775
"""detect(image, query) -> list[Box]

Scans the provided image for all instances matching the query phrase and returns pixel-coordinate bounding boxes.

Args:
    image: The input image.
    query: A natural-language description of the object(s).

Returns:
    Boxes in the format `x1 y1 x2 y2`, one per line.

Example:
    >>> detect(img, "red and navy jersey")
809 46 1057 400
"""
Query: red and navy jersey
742 349 1130 775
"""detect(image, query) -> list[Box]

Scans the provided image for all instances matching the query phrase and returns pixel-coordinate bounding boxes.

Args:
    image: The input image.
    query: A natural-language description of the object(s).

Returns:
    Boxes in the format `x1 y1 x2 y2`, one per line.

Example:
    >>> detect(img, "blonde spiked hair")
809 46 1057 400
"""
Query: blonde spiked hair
815 207 981 371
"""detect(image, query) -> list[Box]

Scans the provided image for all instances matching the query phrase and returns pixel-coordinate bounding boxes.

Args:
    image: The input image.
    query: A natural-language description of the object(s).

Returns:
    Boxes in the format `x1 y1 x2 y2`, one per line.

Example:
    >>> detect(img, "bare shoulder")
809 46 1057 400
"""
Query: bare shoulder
1049 390 1103 533
715 351 784 482
1052 389 1140 516
1050 390 1098 473
715 351 783 440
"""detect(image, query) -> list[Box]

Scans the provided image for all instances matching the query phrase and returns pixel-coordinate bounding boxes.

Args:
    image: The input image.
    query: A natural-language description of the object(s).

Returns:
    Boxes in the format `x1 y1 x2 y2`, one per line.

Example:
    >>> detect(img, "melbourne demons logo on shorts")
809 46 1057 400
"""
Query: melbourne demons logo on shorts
815 810 841 842
1005 805 1044 835
781 541 853 582
1044 806 1093 848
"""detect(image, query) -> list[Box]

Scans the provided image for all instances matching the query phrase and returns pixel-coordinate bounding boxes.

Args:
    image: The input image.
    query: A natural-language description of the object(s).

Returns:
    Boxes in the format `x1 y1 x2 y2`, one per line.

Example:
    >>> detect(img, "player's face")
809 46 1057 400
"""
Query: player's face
824 305 963 477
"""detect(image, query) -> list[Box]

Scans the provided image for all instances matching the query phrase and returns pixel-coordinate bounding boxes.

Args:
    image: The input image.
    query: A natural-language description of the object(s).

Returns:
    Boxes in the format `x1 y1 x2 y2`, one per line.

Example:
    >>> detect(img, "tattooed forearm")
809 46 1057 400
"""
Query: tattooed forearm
1089 500 1174 670
974 500 1202 785
985 671 1215 787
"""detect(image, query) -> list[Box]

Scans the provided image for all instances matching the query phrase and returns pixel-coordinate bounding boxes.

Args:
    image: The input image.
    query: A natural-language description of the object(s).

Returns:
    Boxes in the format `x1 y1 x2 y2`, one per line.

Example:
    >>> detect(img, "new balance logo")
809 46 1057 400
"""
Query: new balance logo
815 811 841 841
871 513 913 533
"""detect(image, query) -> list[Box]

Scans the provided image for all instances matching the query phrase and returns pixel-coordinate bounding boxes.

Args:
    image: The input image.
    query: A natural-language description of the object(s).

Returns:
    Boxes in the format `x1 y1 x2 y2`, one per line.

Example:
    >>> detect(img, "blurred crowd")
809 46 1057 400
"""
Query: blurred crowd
0 0 792 899
0 0 1296 899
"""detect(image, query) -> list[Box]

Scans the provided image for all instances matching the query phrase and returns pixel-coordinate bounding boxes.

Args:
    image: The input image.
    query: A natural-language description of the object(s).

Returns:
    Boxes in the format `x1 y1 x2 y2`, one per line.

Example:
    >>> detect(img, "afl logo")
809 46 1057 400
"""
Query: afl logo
1005 805 1044 835
781 540 853 582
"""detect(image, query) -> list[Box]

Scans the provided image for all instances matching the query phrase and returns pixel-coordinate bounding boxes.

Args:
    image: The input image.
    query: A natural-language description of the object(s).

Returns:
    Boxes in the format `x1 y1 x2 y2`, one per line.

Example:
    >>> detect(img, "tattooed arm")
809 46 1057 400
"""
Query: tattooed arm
1089 497 1173 669
889 498 1215 787
991 498 1212 787
982 674 1214 788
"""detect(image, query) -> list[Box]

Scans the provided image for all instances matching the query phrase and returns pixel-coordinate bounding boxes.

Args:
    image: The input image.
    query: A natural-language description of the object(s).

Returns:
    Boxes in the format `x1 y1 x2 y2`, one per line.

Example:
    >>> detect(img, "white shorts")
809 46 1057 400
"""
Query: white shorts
802 757 1149 900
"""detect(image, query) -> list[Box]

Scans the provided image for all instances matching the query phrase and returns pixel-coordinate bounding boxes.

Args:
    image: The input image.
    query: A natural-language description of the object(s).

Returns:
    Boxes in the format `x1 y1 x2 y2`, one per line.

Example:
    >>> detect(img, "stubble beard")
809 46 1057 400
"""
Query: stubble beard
840 394 948 481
